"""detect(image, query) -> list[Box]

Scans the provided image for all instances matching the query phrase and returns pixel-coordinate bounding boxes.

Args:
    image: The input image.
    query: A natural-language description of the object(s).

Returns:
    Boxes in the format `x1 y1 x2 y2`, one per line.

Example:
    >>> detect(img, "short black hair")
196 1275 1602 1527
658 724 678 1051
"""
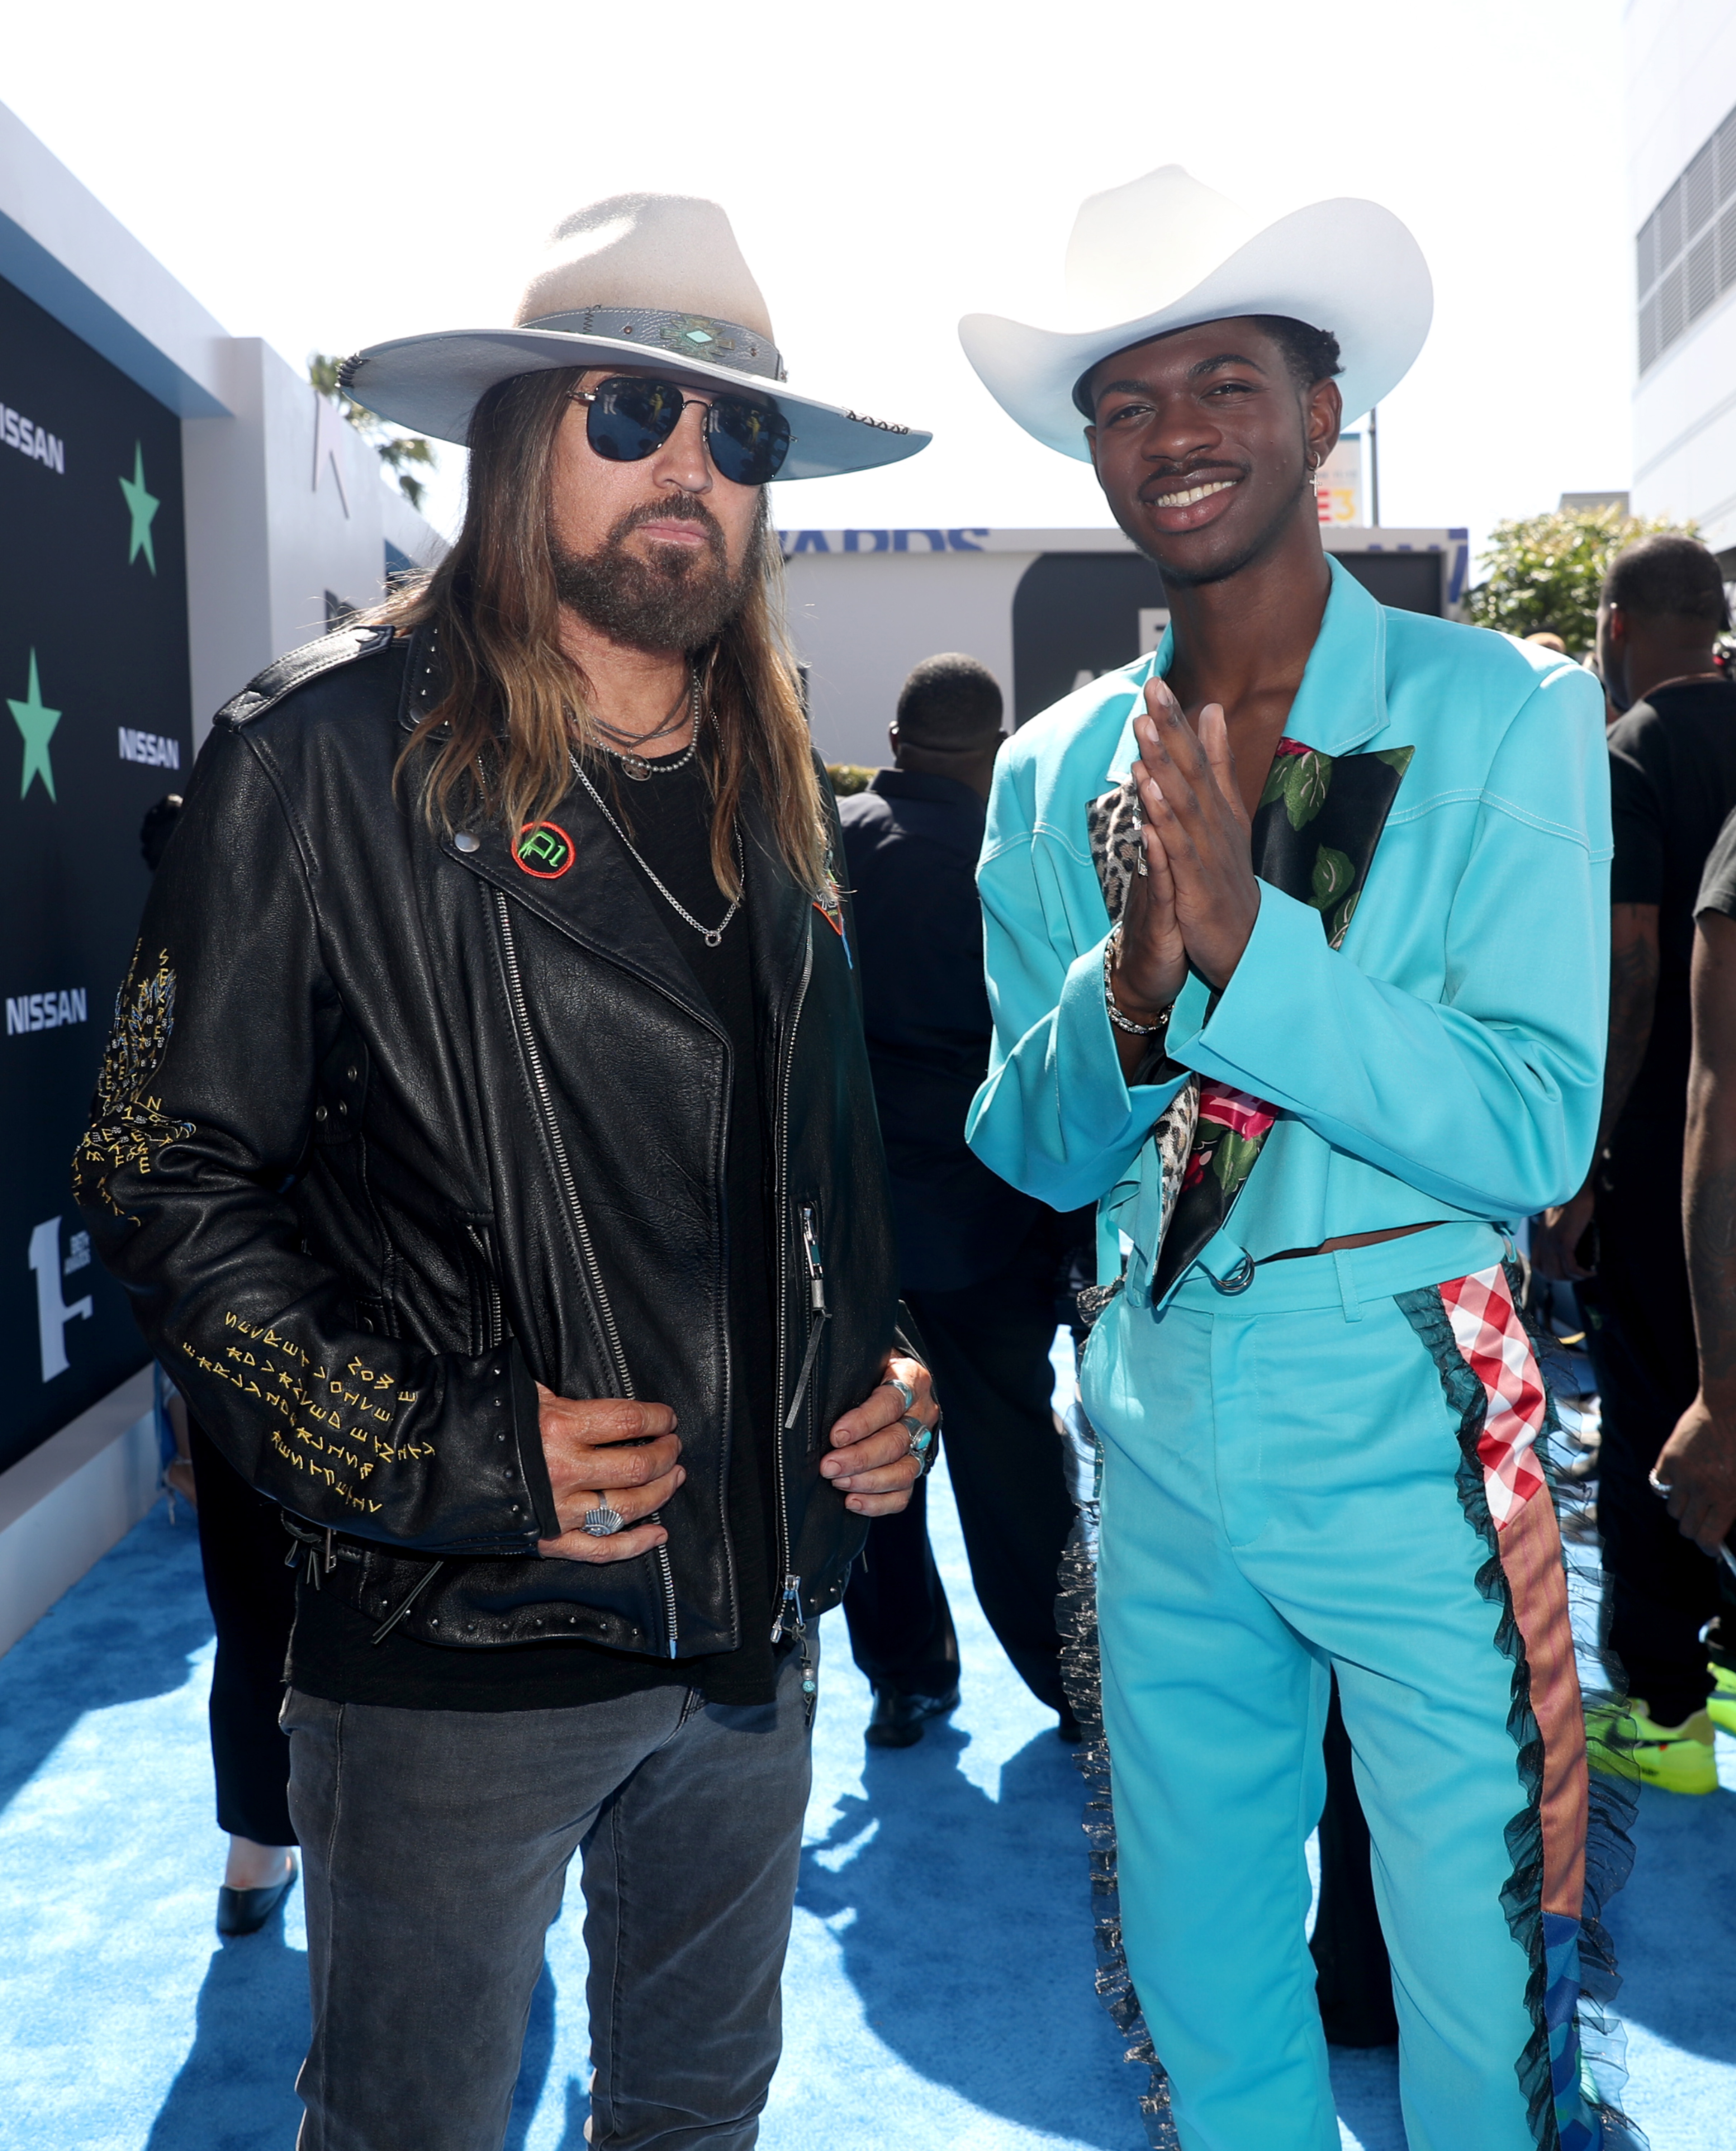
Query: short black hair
1073 315 1342 417
1603 532 1729 627
896 654 1004 747
1248 316 1344 393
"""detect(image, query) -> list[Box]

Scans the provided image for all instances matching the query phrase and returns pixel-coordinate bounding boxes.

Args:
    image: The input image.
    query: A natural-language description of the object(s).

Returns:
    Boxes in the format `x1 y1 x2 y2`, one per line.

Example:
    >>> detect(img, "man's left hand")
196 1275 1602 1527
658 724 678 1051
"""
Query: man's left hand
1132 679 1261 990
1656 1390 1736 1555
822 1354 937 1515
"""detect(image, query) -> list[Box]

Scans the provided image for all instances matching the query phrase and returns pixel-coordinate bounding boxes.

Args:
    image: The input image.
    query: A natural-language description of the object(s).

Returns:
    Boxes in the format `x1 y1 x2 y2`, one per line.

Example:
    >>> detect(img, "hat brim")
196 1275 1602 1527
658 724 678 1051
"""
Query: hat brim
958 197 1432 461
341 328 931 480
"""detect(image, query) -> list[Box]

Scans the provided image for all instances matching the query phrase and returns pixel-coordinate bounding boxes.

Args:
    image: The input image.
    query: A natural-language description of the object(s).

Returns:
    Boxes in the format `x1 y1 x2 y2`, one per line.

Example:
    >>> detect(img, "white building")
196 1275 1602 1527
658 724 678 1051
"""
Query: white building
1626 0 1736 560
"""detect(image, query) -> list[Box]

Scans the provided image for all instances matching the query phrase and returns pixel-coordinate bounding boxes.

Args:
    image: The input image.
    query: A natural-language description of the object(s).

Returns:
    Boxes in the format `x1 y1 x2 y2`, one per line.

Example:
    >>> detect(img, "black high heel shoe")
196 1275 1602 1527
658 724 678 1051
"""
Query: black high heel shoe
217 1856 298 1937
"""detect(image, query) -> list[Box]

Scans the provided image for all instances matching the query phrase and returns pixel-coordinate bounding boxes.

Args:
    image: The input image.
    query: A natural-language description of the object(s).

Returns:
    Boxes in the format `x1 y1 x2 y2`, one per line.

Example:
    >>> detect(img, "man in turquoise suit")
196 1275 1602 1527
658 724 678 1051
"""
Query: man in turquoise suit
959 167 1640 2151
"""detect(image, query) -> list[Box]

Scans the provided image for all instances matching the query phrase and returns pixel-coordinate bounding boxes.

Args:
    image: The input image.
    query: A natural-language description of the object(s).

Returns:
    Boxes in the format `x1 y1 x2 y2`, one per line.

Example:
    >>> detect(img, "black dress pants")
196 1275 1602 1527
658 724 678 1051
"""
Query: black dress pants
1583 1122 1730 1725
188 1416 299 1844
844 1229 1076 1714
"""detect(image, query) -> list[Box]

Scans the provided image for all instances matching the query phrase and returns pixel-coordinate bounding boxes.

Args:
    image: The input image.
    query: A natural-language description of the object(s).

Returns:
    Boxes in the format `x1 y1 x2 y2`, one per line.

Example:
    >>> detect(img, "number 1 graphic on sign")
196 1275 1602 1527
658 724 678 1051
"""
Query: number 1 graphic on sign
29 1217 93 1381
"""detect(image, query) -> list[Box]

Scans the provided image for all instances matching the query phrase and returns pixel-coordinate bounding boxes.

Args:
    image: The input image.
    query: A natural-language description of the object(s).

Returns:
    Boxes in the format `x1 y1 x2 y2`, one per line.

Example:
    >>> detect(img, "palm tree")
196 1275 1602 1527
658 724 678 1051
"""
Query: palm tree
308 353 437 512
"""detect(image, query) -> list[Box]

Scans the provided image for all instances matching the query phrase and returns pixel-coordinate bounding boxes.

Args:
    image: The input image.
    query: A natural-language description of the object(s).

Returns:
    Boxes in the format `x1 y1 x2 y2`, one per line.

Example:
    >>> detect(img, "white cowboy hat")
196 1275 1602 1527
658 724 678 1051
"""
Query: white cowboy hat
341 192 931 481
958 165 1432 460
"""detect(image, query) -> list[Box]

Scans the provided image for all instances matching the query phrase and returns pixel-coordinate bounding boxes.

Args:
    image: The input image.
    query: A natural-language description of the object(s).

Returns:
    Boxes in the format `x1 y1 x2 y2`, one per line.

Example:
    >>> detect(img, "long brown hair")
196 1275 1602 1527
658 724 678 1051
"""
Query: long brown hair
378 365 826 898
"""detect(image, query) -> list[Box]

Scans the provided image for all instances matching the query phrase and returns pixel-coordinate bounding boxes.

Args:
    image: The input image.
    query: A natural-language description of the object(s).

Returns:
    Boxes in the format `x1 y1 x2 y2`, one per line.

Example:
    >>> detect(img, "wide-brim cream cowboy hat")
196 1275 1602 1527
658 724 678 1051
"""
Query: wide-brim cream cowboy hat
959 165 1432 460
341 192 931 481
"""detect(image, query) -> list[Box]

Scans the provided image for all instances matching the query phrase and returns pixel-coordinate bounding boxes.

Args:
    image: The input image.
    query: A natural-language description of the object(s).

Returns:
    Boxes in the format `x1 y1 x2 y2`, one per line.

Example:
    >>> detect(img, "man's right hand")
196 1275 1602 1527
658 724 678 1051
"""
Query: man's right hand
1656 1390 1736 1556
535 1384 683 1563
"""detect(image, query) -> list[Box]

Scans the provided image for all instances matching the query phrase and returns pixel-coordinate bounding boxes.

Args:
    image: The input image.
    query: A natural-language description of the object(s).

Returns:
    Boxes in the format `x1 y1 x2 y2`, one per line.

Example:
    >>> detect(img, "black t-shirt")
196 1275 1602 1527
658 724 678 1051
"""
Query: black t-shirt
1607 676 1736 1131
1697 801 1736 922
289 744 784 1710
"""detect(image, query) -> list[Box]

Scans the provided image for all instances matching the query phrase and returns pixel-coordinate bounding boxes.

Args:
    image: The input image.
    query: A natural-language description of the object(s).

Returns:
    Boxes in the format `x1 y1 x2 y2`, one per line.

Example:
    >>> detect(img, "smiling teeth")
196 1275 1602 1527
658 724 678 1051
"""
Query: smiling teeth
1155 479 1236 507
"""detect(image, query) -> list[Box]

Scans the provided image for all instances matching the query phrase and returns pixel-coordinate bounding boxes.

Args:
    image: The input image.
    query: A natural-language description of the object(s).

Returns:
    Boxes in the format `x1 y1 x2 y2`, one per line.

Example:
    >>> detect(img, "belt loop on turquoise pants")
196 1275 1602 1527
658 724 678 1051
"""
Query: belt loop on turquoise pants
1333 1246 1363 1321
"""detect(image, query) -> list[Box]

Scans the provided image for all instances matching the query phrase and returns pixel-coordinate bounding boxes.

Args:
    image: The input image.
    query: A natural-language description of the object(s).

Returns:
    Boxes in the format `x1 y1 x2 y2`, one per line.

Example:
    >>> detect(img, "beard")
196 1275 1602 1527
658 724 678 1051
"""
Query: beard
550 493 759 652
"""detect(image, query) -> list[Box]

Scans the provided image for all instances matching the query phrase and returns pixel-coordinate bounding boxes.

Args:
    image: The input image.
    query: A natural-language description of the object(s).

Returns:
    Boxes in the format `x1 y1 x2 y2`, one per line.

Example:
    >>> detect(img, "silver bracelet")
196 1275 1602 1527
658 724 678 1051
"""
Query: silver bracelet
1104 935 1170 1037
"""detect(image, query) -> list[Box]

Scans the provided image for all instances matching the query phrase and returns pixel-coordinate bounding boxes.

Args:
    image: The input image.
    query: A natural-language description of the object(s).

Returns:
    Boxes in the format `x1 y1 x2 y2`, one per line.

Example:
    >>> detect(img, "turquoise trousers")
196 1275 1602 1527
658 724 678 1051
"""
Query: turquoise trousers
1082 1222 1599 2151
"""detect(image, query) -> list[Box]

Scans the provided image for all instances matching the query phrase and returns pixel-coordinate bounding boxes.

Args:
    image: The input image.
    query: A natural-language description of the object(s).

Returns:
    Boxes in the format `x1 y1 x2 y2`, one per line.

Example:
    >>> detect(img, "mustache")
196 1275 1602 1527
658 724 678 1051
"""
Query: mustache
607 492 726 558
1138 458 1248 502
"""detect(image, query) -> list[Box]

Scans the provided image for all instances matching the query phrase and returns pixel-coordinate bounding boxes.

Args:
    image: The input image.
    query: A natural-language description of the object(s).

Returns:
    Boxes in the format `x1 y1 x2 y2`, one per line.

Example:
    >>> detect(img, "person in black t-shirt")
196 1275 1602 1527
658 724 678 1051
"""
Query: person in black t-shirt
1534 531 1736 1794
836 655 1088 1748
1649 811 1736 1738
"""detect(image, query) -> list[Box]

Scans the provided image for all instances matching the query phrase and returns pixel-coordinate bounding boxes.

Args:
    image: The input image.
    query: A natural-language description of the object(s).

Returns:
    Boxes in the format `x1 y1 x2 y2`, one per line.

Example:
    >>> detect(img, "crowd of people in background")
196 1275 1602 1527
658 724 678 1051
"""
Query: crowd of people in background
1531 532 1736 1788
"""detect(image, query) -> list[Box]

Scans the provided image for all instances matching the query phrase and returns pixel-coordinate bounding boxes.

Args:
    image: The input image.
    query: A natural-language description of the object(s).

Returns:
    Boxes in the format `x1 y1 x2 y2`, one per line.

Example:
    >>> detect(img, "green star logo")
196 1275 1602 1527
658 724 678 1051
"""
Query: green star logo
119 443 159 573
9 650 61 802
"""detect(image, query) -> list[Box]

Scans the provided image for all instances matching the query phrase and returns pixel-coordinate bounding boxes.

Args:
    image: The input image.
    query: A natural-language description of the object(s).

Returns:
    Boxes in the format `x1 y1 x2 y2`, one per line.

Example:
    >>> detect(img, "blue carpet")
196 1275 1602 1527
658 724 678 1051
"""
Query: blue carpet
0 1448 1731 2148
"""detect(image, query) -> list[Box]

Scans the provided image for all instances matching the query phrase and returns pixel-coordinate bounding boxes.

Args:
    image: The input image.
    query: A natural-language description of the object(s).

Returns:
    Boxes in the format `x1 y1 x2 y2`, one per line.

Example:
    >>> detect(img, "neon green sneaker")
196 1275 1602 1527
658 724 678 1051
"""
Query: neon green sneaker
1709 1661 1736 1739
1586 1699 1720 1795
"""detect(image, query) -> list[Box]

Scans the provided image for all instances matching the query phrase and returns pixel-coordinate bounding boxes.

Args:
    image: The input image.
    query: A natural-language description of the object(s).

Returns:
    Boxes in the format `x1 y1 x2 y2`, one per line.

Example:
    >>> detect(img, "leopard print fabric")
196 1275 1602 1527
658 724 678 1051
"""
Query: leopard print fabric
1086 778 1144 928
1086 782 1196 1260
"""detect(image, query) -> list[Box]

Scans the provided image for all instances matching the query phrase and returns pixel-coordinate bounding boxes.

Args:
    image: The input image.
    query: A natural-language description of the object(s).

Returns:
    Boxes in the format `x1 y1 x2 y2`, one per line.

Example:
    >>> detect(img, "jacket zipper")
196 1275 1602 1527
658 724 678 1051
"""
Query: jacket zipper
775 1203 828 1723
770 936 820 1722
464 1224 505 1353
492 888 680 1657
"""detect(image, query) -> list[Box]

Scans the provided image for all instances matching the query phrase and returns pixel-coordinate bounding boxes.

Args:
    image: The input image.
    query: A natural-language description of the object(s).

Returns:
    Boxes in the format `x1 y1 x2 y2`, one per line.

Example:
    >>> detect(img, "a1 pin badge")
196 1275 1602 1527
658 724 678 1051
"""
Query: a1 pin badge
812 863 852 967
516 821 575 878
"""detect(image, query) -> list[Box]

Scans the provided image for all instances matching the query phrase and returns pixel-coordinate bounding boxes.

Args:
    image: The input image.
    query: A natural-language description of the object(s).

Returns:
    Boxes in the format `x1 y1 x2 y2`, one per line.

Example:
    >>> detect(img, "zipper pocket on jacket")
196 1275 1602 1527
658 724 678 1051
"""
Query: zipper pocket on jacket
492 888 680 1657
784 1201 830 1450
464 1224 506 1354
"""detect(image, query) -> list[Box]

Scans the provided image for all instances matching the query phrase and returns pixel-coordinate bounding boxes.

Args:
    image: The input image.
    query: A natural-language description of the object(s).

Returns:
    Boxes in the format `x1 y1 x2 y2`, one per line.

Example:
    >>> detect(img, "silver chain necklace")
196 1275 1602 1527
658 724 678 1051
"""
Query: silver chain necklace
569 748 744 948
589 669 703 781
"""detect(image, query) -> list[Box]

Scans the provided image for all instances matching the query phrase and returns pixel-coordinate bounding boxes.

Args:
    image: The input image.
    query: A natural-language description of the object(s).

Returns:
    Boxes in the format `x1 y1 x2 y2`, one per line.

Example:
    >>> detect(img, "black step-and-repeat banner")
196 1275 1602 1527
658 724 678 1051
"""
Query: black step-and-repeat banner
0 272 190 1474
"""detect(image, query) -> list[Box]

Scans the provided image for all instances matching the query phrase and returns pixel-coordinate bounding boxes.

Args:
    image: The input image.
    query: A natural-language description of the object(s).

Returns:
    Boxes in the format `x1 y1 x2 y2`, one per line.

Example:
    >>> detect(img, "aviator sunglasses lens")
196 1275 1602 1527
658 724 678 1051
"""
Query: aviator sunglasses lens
708 396 791 484
584 377 791 483
585 378 684 462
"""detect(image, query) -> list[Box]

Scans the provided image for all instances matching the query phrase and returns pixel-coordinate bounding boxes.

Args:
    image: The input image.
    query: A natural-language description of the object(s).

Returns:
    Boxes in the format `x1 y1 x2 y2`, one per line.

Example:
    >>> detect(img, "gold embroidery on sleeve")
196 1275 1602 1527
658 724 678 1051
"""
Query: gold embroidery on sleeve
72 944 196 1221
180 1310 440 1516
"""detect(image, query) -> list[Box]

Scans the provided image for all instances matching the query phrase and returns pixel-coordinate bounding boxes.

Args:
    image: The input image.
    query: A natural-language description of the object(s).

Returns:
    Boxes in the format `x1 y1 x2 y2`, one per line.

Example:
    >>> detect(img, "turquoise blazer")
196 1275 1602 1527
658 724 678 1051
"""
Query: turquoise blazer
965 559 1612 1308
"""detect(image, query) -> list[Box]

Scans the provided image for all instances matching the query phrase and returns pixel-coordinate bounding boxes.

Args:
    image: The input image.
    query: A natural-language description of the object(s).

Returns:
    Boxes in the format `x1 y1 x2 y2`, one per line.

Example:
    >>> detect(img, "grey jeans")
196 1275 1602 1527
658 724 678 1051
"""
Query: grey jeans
283 1643 815 2151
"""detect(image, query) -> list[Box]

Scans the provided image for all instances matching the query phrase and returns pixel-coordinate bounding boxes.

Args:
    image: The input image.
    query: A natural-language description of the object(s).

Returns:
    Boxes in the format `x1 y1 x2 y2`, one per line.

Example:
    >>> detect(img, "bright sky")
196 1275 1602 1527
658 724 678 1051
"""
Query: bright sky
10 0 1631 564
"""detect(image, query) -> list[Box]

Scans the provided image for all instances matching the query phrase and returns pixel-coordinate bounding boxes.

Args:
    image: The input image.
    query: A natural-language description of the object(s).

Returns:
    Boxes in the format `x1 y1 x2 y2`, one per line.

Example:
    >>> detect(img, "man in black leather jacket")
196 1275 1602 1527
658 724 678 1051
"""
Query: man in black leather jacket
74 192 936 2151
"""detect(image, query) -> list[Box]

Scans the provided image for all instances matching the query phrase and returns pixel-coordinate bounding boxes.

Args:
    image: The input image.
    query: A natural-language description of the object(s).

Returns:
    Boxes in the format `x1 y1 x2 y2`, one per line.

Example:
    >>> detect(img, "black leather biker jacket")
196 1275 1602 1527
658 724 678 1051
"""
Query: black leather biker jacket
73 623 901 1661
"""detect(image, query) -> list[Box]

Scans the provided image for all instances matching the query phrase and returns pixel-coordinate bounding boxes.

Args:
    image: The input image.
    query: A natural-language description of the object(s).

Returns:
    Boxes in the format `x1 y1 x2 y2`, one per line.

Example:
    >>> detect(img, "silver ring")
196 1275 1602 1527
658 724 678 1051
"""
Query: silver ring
583 1505 625 1537
888 1375 916 1415
901 1414 934 1461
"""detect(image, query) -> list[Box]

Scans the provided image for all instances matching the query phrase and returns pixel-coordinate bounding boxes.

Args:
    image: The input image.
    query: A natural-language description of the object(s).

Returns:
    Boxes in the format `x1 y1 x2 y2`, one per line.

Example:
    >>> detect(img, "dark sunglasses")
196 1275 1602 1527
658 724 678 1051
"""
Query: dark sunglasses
573 375 791 485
